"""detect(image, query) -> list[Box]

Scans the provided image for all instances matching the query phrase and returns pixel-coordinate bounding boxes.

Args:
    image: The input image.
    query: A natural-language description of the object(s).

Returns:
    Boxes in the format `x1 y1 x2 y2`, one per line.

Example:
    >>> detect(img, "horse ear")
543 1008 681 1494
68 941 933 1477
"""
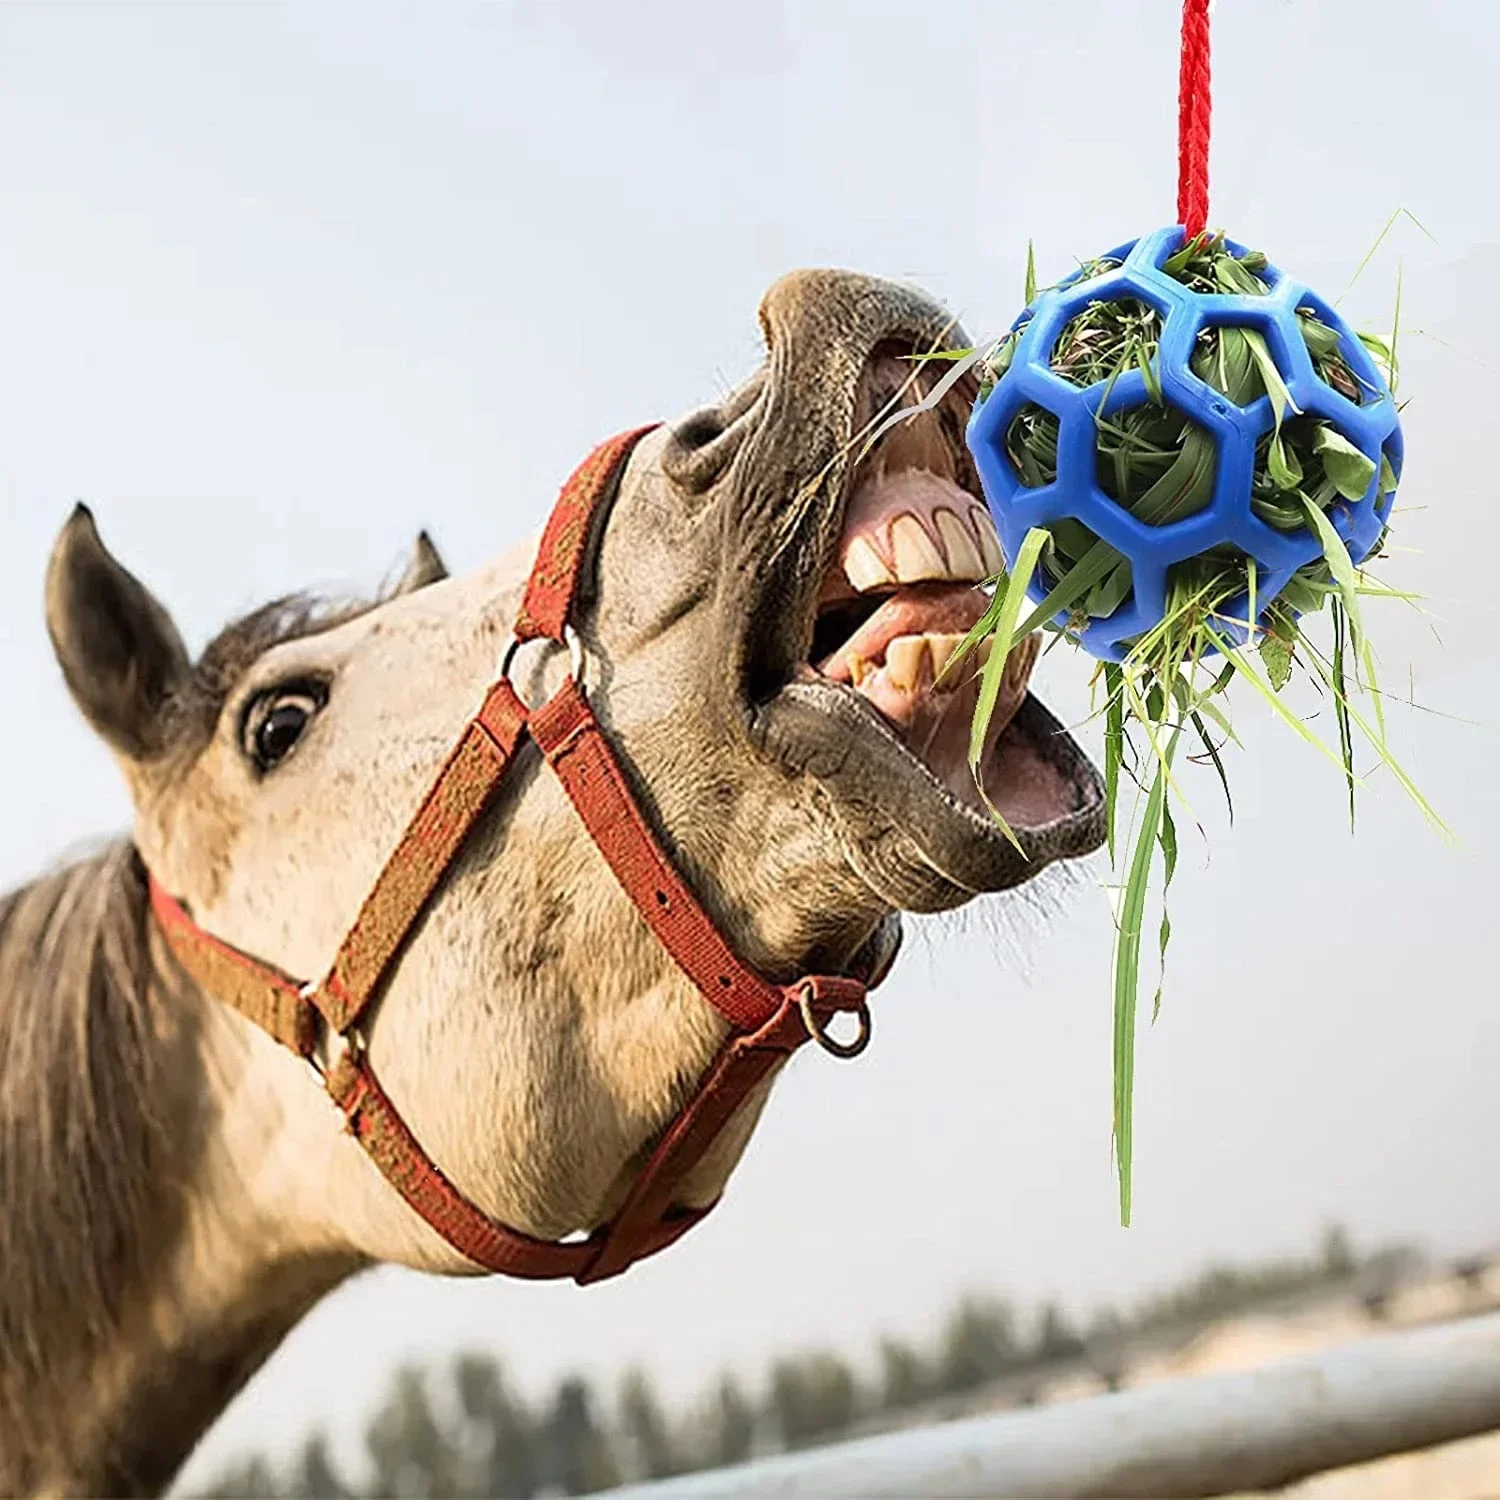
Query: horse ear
389 530 449 597
45 505 192 764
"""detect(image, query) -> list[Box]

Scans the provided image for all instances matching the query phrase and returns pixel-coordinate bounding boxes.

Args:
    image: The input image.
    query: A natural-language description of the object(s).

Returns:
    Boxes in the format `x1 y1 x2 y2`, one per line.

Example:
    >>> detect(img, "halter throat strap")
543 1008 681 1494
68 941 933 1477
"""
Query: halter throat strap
148 426 874 1285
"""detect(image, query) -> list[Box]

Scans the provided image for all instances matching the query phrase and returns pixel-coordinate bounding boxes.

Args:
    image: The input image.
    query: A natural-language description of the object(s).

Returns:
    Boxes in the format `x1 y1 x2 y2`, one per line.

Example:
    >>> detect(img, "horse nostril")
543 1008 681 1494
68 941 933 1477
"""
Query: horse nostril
674 409 726 451
663 409 737 494
663 373 766 493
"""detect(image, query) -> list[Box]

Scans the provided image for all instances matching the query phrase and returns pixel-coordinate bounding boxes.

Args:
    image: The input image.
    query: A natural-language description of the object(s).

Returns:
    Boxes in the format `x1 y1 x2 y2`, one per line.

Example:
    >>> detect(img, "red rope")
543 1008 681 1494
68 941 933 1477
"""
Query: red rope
1176 0 1212 240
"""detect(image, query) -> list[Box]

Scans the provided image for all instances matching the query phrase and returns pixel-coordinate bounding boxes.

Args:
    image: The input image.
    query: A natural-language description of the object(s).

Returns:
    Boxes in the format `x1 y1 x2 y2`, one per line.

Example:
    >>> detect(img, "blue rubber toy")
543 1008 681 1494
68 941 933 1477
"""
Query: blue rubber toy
965 226 1403 663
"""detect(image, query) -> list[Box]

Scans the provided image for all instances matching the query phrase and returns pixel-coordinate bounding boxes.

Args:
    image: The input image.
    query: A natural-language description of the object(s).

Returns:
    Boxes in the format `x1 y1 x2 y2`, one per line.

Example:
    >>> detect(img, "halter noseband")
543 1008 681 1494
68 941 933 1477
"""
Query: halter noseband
147 427 879 1285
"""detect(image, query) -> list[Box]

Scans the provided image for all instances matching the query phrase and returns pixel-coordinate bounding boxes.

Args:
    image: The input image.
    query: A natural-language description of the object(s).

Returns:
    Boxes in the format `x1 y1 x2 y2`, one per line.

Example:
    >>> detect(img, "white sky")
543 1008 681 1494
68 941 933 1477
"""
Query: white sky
1 0 1498 1487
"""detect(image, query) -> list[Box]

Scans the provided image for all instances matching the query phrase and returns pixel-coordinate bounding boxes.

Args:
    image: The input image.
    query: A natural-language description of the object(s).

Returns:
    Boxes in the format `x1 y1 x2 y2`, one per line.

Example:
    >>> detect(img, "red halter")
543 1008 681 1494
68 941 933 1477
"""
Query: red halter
147 427 878 1285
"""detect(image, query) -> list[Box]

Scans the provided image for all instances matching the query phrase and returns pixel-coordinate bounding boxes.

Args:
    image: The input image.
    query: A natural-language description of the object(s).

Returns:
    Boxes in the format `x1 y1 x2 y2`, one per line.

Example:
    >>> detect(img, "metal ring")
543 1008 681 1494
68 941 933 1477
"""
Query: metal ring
497 626 587 692
797 984 872 1061
298 979 328 1082
498 634 525 683
562 623 585 680
299 979 370 1083
307 1022 367 1085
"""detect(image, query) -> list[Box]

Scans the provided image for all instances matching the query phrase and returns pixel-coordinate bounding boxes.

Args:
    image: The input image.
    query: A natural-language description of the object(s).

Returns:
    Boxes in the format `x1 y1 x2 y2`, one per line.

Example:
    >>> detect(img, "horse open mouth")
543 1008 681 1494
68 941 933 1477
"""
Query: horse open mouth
746 332 1105 900
792 345 1093 836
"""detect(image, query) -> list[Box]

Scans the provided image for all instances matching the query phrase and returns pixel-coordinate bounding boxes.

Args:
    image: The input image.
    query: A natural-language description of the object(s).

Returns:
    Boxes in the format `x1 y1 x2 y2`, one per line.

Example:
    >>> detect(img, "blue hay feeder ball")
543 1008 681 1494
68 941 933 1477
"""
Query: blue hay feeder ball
966 226 1404 663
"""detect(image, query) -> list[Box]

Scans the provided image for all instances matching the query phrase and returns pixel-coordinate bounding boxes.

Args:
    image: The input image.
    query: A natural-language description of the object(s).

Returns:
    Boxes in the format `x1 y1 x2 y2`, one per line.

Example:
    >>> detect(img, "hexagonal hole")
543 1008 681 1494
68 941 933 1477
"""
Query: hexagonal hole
1161 237 1274 295
1095 405 1218 528
1156 548 1275 647
1296 304 1382 407
1380 437 1402 500
1005 394 1219 533
1251 413 1391 531
1188 321 1297 413
1050 297 1163 388
1003 402 1059 488
1164 546 1251 609
1248 413 1350 530
1037 519 1135 624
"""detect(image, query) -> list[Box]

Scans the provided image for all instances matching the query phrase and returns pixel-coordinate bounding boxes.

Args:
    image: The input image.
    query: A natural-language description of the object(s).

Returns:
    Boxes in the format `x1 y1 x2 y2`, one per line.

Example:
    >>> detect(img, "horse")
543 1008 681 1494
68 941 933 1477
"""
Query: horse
0 268 1106 1496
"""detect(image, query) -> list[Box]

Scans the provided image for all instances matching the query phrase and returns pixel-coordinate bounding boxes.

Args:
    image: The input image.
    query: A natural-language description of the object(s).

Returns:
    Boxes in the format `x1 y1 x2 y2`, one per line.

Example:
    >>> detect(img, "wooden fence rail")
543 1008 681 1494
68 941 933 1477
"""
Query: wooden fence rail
600 1310 1500 1499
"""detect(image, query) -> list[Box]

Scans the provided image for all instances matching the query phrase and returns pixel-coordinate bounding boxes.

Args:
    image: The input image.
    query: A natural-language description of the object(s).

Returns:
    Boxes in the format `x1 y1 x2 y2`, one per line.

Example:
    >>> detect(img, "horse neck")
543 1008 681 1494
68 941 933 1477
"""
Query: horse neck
83 997 369 1497
0 846 362 1497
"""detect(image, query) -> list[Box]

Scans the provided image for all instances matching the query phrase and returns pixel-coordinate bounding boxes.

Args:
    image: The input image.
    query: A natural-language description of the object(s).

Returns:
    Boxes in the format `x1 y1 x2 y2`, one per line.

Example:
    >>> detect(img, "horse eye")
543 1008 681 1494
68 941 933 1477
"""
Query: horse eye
243 688 323 771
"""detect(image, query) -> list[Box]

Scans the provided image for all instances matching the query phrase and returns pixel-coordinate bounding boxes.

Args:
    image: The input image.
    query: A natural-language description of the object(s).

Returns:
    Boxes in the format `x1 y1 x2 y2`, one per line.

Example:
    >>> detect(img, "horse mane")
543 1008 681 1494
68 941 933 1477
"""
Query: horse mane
0 840 203 1488
0 586 387 1489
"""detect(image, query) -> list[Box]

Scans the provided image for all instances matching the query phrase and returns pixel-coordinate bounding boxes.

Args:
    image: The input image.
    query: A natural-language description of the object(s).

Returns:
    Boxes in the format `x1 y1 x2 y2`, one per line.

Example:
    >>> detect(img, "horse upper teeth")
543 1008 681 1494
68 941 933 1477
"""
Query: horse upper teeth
970 507 1004 574
935 509 984 578
843 535 895 592
889 515 948 580
840 499 1005 593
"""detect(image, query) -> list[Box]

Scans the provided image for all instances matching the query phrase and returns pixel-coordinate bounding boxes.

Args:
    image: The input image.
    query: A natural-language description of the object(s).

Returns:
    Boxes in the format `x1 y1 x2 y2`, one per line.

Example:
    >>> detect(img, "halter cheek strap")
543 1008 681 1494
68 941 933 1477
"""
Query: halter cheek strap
148 426 878 1286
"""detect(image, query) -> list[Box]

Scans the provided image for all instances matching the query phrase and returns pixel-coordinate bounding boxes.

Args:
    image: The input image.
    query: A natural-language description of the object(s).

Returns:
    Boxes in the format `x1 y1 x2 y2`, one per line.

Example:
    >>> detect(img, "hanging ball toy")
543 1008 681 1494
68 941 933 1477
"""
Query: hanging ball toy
966 227 1403 664
945 0 1447 1230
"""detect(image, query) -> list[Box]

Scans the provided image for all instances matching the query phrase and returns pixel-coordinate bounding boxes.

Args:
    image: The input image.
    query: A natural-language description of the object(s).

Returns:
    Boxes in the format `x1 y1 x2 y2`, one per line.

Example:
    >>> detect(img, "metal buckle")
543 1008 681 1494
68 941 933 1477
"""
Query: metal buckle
301 980 367 1084
498 624 586 694
796 983 872 1060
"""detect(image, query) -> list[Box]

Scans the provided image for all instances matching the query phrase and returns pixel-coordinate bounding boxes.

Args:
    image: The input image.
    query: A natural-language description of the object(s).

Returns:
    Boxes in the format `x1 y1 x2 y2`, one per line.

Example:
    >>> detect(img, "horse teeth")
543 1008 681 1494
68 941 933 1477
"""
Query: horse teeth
970 506 1005 574
934 509 984 579
884 634 929 690
928 632 967 684
889 515 948 581
843 535 895 592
